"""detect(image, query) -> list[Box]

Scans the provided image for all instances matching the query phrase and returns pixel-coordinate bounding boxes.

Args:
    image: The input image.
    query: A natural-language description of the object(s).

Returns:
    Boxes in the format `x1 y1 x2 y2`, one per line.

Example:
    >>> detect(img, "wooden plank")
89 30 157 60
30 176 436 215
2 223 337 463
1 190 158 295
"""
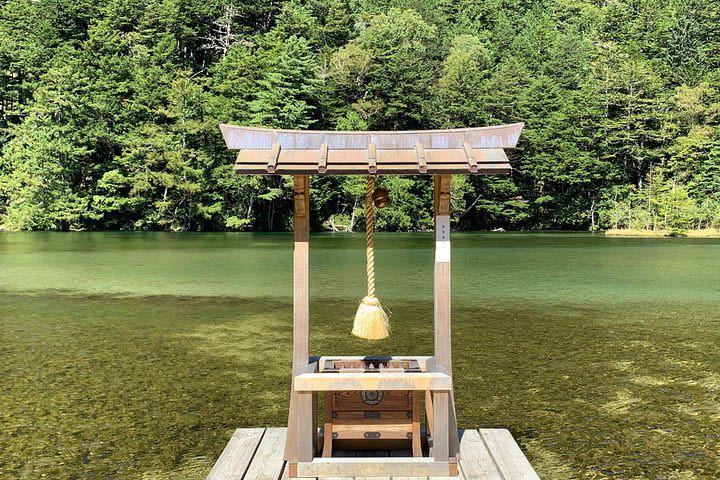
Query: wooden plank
206 428 265 480
457 430 503 480
210 428 535 480
332 390 412 411
293 372 453 392
243 428 287 480
330 420 414 440
296 459 454 477
480 429 540 480
235 163 510 175
220 123 525 150
236 149 509 166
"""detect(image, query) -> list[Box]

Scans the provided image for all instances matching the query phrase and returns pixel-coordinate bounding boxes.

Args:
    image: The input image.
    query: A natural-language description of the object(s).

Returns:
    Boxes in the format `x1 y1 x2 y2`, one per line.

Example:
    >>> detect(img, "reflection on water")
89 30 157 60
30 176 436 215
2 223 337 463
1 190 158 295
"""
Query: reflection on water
1 232 719 479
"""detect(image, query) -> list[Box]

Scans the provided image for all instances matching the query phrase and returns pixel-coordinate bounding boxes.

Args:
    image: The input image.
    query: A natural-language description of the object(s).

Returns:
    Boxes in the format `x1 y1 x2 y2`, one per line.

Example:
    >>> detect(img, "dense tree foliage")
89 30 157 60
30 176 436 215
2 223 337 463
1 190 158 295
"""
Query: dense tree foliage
0 0 719 232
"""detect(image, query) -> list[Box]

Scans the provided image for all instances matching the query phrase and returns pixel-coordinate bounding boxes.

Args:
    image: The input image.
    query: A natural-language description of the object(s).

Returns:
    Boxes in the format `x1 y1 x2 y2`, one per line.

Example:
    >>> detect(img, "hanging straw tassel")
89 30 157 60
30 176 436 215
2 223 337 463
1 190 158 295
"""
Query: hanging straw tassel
352 176 390 340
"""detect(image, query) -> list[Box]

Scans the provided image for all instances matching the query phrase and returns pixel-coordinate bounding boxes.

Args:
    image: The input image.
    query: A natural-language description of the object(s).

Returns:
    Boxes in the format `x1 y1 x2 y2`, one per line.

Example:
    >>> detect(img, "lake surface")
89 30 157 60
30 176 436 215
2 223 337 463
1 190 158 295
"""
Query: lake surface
1 232 719 479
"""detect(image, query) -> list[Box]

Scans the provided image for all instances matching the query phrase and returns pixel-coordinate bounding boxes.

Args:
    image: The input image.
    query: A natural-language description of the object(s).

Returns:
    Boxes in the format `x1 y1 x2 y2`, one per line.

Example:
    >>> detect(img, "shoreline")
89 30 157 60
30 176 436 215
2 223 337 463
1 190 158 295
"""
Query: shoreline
604 228 720 238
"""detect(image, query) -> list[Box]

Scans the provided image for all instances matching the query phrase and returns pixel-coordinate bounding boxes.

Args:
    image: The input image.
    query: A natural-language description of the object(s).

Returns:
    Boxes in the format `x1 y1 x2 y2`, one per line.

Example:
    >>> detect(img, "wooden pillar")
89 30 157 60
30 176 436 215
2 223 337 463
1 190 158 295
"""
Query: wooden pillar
433 175 460 461
434 175 452 370
292 175 310 371
285 175 314 466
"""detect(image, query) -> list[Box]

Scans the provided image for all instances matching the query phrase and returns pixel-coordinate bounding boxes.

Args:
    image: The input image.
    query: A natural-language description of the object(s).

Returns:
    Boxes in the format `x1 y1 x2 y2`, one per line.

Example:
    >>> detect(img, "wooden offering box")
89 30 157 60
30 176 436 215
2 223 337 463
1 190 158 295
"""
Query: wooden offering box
321 358 423 457
323 390 422 457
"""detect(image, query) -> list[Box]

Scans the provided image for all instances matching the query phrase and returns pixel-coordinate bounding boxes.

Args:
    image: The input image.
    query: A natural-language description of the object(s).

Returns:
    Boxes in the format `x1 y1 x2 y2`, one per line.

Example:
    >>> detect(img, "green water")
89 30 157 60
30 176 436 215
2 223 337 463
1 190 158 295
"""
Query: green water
1 232 719 479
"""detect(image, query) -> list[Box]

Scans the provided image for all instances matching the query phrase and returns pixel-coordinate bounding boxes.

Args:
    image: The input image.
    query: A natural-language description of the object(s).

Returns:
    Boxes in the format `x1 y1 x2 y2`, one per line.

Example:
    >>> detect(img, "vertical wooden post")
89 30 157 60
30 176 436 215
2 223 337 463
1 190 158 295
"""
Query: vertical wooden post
285 175 314 467
432 391 449 460
434 175 452 370
293 175 310 371
433 175 460 461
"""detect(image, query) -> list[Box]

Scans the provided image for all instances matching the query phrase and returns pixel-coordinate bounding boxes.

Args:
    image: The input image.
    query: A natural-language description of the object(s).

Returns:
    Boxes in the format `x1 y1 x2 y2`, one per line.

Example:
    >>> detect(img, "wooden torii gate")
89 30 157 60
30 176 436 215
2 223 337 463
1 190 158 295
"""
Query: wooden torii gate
219 123 523 478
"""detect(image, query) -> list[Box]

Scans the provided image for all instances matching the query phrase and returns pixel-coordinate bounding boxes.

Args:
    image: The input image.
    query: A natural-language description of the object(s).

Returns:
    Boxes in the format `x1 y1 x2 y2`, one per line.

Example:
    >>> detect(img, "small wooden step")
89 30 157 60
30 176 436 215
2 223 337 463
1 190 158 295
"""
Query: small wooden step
206 428 540 480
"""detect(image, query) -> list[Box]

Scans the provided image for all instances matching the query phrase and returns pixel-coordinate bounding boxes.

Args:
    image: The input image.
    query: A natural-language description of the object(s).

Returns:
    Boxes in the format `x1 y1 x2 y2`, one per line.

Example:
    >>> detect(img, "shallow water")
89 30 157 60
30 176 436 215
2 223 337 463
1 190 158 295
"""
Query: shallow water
1 232 719 479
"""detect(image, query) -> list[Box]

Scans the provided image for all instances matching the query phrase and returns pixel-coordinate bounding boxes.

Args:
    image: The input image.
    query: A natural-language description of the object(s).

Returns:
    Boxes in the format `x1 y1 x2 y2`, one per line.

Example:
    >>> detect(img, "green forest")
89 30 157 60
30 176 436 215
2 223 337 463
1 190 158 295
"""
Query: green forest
0 0 719 232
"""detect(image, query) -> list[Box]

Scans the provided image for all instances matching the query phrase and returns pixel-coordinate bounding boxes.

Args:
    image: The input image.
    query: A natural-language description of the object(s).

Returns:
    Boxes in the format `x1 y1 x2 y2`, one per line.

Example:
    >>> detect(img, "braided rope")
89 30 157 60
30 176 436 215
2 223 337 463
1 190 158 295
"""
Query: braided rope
365 176 375 298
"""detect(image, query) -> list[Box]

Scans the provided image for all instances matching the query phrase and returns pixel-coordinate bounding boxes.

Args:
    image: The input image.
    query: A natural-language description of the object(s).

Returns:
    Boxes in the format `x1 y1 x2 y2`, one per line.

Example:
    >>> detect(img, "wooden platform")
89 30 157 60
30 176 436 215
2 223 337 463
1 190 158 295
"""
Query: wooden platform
206 428 540 480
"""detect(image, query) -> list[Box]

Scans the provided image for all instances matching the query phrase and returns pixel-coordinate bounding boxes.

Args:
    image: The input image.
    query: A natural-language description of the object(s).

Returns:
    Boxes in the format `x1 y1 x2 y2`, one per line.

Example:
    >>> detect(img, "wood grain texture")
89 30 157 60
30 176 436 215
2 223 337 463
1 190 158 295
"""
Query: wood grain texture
208 428 540 480
206 428 264 480
480 429 540 480
431 392 449 462
293 372 452 392
332 390 412 411
457 429 503 480
243 428 287 480
298 392 315 462
296 458 454 477
411 392 422 458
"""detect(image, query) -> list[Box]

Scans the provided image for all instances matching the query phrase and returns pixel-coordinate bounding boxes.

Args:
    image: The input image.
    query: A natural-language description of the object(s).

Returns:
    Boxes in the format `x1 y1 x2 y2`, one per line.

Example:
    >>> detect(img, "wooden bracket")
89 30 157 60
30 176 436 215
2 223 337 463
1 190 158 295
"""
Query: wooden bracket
318 143 328 174
462 142 478 173
367 143 377 174
415 143 428 173
293 176 308 218
434 175 452 216
268 143 281 173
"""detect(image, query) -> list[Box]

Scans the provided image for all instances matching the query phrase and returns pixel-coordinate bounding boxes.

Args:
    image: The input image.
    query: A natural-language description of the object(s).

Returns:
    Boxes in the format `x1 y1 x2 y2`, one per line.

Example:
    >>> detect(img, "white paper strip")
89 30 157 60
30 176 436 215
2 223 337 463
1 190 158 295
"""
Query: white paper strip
435 215 451 262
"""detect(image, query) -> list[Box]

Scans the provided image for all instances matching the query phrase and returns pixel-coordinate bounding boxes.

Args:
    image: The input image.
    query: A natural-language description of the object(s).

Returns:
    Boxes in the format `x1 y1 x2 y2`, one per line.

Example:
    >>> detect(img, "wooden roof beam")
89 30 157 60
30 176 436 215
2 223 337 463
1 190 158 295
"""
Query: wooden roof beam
415 143 428 173
462 142 478 173
367 143 377 174
267 143 281 173
318 143 328 174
